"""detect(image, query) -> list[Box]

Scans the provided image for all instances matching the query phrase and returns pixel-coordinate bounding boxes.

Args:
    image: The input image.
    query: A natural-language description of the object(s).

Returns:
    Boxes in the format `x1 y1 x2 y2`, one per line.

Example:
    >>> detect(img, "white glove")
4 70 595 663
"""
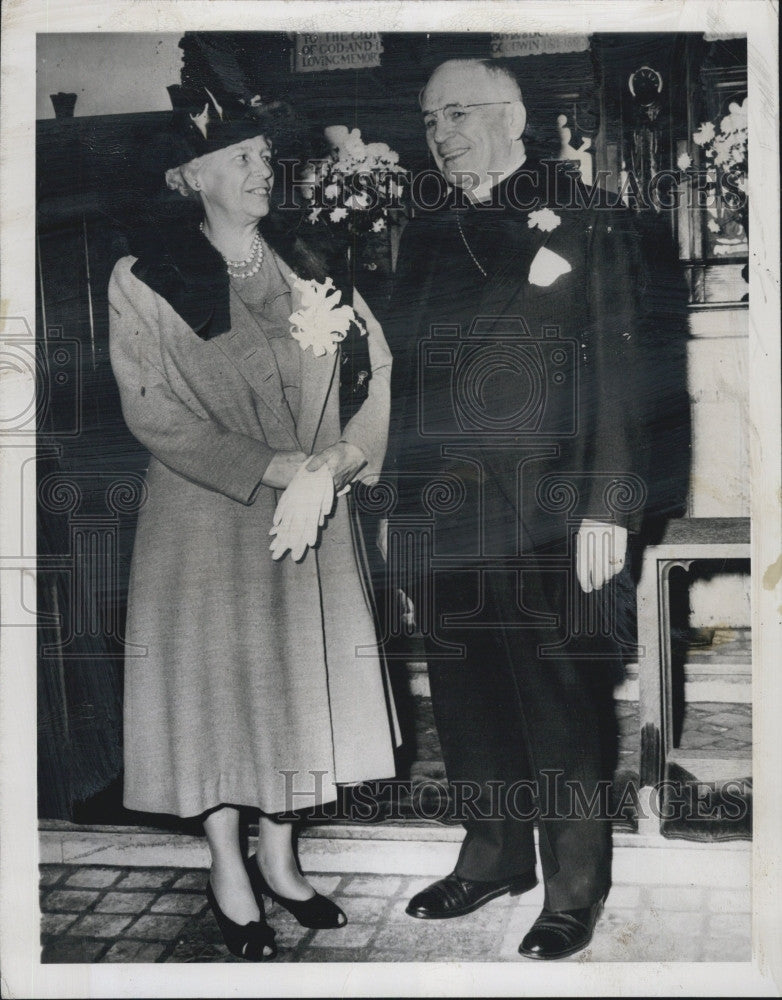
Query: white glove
576 519 628 593
269 463 335 561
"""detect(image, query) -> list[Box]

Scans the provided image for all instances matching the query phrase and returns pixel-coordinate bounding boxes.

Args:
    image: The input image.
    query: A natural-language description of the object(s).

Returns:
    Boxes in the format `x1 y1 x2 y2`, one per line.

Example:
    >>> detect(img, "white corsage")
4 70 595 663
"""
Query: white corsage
288 275 366 357
528 208 561 233
528 247 572 287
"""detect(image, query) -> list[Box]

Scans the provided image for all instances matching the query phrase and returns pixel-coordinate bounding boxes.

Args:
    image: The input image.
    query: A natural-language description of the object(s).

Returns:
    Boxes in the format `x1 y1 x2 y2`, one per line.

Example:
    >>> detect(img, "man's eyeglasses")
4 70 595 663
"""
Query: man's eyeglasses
422 102 516 131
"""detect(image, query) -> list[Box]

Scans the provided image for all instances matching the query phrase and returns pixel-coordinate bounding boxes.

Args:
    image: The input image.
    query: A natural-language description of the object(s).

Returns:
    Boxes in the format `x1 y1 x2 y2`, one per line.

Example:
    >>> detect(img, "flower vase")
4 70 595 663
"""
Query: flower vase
349 227 394 318
50 92 77 118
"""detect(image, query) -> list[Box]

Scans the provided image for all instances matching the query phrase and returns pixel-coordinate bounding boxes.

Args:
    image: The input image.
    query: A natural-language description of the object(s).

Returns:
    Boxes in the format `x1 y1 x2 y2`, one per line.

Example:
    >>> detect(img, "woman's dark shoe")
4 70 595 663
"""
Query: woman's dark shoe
205 879 277 961
518 897 605 960
245 854 347 929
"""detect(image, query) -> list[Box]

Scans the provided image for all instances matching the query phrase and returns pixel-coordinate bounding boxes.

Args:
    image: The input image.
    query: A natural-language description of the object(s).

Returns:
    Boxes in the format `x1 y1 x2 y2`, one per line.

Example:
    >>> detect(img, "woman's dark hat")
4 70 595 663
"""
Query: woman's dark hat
164 86 274 169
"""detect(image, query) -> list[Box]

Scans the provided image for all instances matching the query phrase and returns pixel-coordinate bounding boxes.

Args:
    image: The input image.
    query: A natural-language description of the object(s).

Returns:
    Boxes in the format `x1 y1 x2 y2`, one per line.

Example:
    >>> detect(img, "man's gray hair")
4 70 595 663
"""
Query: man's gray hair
471 58 523 102
420 57 523 106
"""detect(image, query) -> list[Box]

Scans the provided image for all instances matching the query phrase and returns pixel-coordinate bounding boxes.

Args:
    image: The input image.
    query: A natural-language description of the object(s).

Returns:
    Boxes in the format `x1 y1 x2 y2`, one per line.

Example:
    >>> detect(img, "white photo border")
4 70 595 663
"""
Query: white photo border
1 1 779 996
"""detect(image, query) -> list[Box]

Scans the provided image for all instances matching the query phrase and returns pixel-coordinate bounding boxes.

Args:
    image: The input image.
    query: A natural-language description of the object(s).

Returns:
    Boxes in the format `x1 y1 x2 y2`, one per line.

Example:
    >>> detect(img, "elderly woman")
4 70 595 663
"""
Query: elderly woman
109 105 398 961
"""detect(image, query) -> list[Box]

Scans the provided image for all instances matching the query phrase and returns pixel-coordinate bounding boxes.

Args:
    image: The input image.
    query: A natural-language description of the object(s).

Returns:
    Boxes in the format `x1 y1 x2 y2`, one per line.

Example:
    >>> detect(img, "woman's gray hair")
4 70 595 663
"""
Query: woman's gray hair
165 159 203 201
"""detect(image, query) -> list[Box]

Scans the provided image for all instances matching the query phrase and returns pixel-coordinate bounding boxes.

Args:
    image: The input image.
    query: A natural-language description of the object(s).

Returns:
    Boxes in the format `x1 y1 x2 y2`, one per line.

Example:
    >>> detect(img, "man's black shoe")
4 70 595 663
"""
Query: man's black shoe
518 897 605 960
405 870 538 920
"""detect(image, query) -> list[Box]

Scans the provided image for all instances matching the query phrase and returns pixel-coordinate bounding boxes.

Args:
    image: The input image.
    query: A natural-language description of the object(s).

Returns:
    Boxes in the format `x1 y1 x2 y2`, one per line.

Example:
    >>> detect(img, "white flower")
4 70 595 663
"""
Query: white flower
343 135 367 161
329 207 348 223
528 208 561 233
307 207 322 224
713 144 731 168
365 142 397 168
345 192 370 210
693 121 716 146
707 218 720 233
288 276 365 357
299 165 318 202
325 125 366 162
372 218 386 232
324 125 402 178
677 152 693 171
720 99 748 135
324 182 340 200
323 125 350 152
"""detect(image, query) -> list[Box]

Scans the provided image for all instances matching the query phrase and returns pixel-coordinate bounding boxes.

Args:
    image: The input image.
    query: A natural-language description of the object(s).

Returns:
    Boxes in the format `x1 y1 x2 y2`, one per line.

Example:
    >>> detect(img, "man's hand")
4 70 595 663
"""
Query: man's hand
307 441 367 495
262 451 307 490
576 519 628 593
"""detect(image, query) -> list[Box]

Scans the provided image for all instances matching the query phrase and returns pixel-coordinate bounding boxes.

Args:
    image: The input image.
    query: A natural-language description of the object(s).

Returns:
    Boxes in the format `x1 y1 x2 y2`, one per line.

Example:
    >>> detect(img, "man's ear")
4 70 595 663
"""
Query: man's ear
508 101 526 141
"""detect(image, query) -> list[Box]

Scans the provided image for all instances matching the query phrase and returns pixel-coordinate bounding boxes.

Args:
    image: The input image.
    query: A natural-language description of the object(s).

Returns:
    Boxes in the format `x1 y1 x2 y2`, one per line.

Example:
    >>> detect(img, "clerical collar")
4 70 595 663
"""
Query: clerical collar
467 150 528 204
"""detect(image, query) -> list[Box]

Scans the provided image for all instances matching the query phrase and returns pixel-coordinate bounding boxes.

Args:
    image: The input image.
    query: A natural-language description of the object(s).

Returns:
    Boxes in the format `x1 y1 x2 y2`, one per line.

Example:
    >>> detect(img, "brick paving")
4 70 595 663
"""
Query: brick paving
39 859 751 964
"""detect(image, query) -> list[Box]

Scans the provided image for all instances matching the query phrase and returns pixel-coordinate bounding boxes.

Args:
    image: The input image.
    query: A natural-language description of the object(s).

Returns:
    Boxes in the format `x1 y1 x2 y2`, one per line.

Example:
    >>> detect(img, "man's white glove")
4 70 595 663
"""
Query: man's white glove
576 519 628 593
269 463 335 561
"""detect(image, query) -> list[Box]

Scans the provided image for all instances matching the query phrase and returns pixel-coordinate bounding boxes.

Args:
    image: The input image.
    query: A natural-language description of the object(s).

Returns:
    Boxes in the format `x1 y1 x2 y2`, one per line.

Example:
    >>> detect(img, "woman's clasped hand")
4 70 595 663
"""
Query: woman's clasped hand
269 461 333 561
268 441 367 561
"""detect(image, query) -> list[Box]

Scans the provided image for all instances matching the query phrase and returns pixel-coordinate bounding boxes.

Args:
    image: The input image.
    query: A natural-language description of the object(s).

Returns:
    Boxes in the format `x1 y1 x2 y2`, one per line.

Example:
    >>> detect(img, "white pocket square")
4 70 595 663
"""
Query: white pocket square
528 247 572 287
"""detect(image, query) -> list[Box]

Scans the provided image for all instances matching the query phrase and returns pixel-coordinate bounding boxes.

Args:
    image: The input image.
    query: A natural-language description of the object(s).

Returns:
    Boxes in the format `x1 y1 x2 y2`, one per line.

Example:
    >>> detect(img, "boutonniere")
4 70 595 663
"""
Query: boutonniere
528 208 561 233
288 275 366 357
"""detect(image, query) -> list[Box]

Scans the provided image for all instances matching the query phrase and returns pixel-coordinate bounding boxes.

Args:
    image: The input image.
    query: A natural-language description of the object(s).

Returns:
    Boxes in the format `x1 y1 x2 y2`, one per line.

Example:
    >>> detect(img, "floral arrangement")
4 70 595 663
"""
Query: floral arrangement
677 97 748 255
288 274 366 357
301 126 407 235
691 97 748 179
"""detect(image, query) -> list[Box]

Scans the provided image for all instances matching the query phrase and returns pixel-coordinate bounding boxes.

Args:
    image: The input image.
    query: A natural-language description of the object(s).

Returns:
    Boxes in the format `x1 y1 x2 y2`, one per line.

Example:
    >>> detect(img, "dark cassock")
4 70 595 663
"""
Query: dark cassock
384 159 652 912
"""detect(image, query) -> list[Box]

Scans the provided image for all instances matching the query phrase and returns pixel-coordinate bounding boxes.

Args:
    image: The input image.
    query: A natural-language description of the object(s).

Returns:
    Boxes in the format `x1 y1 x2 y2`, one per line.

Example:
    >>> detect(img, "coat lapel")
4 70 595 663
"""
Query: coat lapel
131 216 346 453
260 221 353 453
211 288 301 449
474 217 551 321
296 344 339 455
469 160 567 322
263 242 341 455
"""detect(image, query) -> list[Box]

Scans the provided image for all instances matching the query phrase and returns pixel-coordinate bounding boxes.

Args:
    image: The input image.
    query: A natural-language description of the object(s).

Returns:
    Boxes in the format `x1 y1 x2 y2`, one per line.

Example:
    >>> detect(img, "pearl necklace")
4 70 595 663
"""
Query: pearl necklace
199 223 265 280
456 211 488 279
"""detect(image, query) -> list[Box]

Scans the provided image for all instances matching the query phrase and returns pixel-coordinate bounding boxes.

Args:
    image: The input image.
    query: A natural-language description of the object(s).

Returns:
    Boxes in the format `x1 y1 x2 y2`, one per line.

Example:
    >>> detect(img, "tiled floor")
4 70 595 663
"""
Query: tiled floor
39 852 751 964
679 703 752 754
